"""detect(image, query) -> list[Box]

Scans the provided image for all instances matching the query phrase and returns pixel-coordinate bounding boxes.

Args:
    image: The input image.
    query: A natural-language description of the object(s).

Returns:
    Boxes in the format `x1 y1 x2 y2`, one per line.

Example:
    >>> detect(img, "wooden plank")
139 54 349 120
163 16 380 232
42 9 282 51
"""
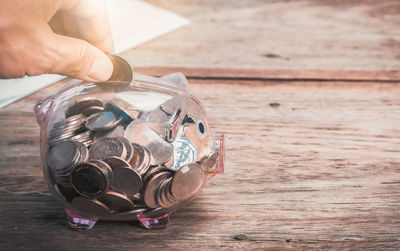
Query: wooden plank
0 78 399 249
122 0 400 79
135 67 400 81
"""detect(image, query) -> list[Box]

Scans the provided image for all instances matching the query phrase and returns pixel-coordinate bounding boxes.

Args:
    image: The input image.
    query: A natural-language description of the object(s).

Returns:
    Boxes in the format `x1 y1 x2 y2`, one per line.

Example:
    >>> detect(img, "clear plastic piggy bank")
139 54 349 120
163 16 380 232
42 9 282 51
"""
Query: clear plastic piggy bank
34 55 224 230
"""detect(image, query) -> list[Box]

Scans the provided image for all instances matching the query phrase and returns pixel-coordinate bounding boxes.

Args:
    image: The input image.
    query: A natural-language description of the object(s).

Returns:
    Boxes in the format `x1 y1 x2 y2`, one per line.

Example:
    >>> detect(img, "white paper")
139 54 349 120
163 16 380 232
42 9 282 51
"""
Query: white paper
0 0 190 109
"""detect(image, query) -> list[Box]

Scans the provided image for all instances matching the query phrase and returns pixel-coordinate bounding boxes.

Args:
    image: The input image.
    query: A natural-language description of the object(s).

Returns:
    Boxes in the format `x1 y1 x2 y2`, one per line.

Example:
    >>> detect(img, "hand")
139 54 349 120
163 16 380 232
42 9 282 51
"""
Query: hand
0 0 114 82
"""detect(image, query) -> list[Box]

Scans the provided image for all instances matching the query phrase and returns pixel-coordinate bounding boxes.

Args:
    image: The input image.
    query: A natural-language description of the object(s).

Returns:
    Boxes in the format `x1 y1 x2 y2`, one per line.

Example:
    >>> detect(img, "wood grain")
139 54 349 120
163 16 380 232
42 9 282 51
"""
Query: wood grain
0 78 399 250
122 0 400 79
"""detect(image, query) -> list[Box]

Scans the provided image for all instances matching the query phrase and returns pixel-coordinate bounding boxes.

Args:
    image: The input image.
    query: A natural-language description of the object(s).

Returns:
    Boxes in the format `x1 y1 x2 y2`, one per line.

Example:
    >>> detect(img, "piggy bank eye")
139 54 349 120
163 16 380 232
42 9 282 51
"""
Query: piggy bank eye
196 120 206 138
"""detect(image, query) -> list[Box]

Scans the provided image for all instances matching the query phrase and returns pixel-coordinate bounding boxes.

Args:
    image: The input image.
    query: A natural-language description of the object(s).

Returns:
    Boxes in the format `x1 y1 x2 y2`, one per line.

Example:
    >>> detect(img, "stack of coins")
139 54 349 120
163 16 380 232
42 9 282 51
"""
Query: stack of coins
47 141 88 185
48 114 92 146
142 163 205 209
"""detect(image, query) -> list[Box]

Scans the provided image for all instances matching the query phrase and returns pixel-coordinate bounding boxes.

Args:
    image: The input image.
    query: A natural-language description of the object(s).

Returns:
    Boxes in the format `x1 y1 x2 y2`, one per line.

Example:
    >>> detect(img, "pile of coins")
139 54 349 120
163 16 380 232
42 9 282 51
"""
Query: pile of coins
46 96 210 217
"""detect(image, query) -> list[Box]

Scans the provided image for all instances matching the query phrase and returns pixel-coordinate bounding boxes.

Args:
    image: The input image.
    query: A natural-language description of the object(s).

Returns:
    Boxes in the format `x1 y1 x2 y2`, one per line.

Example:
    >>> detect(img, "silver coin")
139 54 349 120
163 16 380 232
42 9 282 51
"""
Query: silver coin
49 126 82 141
77 142 89 163
144 171 173 208
70 130 91 143
125 122 173 166
89 137 127 160
66 98 103 118
99 191 135 212
170 163 205 203
65 114 86 124
170 137 198 171
85 111 122 131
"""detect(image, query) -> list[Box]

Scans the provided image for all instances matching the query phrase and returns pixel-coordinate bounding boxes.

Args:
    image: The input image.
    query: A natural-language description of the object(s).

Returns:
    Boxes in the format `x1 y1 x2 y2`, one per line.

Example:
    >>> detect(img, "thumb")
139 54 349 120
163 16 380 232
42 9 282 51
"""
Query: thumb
47 32 113 82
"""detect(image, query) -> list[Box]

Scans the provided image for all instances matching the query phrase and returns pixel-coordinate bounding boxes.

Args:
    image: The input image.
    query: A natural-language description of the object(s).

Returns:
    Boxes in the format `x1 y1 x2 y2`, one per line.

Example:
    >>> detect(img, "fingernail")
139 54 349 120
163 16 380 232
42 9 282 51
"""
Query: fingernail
88 56 113 82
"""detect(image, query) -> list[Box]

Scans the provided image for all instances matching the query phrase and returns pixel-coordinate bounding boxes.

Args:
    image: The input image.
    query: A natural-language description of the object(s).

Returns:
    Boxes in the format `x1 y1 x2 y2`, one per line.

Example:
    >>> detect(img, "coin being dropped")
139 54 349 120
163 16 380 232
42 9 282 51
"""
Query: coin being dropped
85 111 122 131
100 191 135 212
107 54 133 83
72 197 111 216
89 137 127 160
171 163 205 203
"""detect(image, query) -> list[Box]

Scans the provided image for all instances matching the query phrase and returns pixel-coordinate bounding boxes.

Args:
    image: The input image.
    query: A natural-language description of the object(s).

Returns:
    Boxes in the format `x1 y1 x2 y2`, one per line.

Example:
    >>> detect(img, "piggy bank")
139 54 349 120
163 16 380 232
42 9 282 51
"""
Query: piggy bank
34 55 224 230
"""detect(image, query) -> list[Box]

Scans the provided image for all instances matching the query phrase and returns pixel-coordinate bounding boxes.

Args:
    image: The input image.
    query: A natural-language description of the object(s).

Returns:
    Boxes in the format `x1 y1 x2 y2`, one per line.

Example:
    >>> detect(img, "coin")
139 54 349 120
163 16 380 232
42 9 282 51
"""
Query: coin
107 54 133 83
71 197 110 216
144 171 173 208
65 114 86 124
103 156 131 169
100 191 135 212
94 124 125 140
170 163 205 203
66 98 103 118
156 177 174 208
85 111 122 131
47 141 79 172
82 105 104 117
170 137 198 171
77 142 89 163
142 166 170 185
117 137 134 162
70 161 112 198
89 137 127 160
130 143 151 174
111 166 142 196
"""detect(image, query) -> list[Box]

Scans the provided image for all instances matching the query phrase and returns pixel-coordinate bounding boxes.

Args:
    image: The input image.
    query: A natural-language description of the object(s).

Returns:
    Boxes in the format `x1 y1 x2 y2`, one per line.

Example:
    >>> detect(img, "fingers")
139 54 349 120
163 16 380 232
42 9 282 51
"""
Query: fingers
63 0 114 53
46 31 113 82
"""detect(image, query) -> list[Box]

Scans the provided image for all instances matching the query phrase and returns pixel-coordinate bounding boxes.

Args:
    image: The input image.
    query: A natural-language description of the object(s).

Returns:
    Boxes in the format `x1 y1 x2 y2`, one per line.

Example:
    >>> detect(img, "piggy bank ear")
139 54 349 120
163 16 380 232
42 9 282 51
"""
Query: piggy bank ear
160 72 191 93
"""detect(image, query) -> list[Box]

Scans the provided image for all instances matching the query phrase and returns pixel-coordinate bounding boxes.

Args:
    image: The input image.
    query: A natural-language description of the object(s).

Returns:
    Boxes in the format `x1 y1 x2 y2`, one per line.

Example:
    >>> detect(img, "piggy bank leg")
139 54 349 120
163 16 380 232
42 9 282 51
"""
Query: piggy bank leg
137 211 170 229
65 209 98 231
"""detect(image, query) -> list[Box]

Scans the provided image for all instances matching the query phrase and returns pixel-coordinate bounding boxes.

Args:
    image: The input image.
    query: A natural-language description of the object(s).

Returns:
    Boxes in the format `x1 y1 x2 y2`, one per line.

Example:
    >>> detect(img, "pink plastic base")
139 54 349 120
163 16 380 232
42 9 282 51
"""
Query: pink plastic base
65 209 98 231
137 212 170 229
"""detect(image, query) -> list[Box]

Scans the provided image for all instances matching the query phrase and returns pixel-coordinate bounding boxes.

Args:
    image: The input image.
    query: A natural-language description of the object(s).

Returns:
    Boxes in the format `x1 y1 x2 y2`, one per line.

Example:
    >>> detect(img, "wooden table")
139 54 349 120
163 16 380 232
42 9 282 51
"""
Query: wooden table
1 0 399 250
